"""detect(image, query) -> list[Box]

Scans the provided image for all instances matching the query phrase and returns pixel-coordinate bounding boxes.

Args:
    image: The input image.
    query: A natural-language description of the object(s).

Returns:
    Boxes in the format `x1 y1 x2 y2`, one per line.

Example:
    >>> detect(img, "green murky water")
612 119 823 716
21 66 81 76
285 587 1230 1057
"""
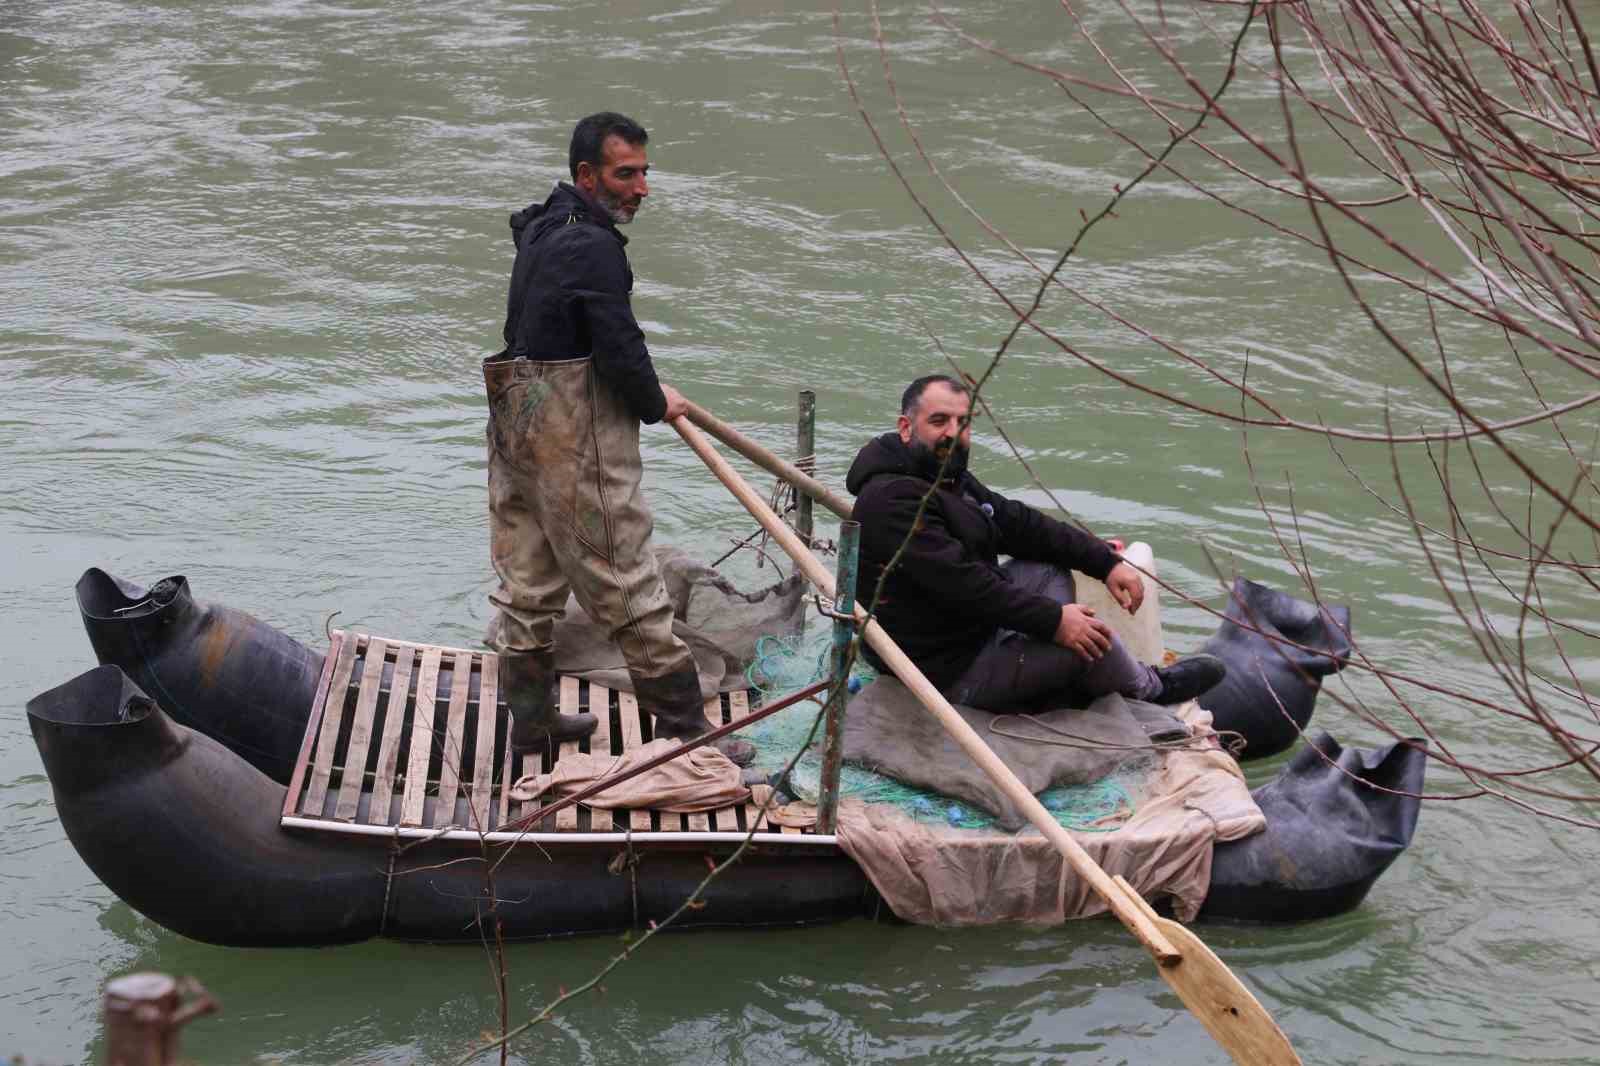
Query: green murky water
4 2 1597 1062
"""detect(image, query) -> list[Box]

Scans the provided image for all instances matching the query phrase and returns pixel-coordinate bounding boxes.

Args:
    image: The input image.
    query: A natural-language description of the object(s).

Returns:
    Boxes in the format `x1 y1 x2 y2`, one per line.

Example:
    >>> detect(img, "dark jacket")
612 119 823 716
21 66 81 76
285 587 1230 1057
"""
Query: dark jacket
846 432 1120 688
499 182 667 424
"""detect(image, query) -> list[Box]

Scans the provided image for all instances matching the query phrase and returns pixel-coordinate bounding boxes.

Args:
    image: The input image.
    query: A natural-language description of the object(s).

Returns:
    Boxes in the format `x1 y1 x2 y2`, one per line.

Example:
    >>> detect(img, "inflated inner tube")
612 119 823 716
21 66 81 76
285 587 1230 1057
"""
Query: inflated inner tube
1199 577 1353 761
28 666 870 947
1199 731 1425 922
76 568 327 783
29 665 385 946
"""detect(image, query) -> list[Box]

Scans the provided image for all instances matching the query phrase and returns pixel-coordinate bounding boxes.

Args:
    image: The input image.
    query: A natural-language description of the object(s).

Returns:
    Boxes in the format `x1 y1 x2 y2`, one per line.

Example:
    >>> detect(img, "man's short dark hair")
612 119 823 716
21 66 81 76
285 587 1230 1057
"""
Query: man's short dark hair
569 112 649 178
901 374 971 416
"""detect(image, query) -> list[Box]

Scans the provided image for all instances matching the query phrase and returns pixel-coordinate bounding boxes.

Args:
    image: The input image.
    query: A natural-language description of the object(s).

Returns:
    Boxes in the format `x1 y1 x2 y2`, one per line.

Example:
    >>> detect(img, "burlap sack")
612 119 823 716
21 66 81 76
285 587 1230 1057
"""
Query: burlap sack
841 678 1185 830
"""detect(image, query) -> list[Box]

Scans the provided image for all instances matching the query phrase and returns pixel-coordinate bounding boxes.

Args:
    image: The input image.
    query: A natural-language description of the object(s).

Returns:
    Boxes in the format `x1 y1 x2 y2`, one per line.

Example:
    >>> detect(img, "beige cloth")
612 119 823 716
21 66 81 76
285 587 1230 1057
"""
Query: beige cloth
833 722 1264 925
484 355 694 679
508 738 747 813
753 792 822 829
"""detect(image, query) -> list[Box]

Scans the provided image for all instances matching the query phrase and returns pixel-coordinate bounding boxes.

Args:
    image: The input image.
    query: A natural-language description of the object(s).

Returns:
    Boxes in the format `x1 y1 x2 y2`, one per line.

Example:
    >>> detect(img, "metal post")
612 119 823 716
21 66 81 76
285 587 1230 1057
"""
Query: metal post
796 389 816 547
816 520 859 834
103 973 217 1066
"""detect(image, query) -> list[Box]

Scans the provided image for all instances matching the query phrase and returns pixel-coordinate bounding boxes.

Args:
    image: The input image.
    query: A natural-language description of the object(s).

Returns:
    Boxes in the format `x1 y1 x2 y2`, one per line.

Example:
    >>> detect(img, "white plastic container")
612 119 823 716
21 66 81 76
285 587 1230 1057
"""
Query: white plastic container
1072 540 1164 665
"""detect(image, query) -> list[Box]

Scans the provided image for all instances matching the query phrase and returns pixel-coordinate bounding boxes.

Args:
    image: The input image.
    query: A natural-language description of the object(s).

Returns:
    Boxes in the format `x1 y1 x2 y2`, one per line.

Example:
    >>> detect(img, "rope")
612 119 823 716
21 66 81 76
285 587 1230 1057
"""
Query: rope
611 828 639 929
986 714 1217 754
379 827 400 937
710 460 837 570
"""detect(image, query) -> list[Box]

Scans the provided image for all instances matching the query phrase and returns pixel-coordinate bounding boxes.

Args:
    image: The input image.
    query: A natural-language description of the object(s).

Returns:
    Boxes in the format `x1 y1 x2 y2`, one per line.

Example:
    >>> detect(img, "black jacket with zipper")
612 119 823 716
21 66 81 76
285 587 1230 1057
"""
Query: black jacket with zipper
845 432 1120 689
499 182 667 424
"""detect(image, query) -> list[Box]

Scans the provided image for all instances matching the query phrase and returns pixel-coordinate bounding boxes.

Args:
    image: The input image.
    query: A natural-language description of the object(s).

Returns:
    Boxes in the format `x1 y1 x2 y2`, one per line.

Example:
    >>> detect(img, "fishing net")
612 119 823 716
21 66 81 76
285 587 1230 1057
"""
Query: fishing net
739 629 1153 832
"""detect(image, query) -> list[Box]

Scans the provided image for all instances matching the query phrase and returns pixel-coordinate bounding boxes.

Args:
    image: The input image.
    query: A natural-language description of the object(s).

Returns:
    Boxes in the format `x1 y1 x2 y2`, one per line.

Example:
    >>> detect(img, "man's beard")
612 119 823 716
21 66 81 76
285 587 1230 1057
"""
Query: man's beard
909 438 969 482
594 185 638 225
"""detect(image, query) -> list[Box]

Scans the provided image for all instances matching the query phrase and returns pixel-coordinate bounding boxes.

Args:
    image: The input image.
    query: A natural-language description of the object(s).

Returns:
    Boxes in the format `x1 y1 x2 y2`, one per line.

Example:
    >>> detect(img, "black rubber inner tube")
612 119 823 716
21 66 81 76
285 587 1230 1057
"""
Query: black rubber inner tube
29 666 872 947
76 568 326 783
1199 576 1354 761
1200 730 1426 922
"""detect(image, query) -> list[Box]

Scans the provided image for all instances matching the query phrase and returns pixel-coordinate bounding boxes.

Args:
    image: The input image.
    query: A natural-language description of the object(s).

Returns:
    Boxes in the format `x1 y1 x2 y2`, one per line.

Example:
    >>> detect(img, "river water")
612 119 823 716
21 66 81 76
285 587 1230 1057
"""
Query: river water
4 2 1598 1063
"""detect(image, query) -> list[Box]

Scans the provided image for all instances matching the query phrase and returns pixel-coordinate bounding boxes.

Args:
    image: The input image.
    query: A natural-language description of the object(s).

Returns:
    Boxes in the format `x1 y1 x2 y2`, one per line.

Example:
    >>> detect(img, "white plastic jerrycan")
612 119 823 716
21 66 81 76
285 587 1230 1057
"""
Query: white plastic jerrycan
1071 540 1164 666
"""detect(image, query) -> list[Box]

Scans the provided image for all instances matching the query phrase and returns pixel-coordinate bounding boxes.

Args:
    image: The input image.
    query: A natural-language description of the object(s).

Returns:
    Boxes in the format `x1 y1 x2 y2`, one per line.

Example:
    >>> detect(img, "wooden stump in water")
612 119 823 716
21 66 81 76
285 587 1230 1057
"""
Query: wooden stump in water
103 972 217 1066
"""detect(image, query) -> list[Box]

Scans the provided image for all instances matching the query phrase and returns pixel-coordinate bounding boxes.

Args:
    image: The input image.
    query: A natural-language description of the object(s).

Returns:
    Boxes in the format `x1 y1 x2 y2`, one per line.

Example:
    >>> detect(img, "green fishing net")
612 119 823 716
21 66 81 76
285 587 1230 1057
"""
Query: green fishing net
739 629 1150 833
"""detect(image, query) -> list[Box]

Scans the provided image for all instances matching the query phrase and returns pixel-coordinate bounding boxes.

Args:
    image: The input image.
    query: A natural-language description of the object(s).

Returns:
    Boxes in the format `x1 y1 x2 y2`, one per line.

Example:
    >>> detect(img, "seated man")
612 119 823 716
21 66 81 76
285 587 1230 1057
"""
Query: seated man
846 374 1225 712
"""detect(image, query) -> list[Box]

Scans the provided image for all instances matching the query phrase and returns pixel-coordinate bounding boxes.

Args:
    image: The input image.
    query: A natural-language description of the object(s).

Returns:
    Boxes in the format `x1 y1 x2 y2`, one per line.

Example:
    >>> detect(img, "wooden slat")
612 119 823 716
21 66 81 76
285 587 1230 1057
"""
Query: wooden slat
617 688 644 753
300 633 361 817
333 638 388 822
400 647 443 827
587 682 614 831
283 630 345 820
747 786 767 832
617 691 653 832
704 692 746 833
590 682 615 756
554 677 582 831
685 693 721 833
366 645 415 825
745 783 778 836
519 751 541 827
432 651 473 827
497 699 515 830
732 691 762 829
470 652 499 832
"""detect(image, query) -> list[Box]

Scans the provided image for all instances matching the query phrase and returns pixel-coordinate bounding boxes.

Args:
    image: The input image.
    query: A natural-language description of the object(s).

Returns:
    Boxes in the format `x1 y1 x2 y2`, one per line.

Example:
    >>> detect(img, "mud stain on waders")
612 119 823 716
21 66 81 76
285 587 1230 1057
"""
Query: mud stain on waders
516 379 553 431
581 498 608 544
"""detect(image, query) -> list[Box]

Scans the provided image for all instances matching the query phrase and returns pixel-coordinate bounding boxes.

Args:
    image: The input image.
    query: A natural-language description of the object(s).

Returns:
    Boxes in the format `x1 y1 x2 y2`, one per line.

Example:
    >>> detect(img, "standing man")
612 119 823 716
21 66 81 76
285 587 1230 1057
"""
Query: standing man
847 374 1226 712
485 111 751 763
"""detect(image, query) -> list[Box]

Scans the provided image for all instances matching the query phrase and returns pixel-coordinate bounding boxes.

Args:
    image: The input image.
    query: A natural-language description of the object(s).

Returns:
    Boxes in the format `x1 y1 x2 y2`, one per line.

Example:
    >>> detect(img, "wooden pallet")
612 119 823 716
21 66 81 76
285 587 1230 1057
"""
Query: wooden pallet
281 631 820 842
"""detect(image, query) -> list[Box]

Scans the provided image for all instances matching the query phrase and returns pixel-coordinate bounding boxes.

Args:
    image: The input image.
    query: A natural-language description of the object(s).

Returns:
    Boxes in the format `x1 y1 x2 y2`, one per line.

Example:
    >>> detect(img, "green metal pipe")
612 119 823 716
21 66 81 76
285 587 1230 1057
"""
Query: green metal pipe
816 519 860 834
796 389 816 546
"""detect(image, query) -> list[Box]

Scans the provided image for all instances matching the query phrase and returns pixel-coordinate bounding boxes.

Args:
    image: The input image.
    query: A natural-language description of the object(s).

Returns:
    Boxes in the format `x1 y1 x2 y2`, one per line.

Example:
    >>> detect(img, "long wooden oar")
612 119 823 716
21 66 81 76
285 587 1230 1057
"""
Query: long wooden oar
683 399 854 519
672 410 1301 1066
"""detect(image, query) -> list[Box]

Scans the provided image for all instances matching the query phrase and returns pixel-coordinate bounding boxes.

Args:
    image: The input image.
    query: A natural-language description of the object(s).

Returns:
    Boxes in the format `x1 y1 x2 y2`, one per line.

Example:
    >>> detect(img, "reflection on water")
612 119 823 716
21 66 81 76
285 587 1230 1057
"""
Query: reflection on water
3 2 1597 1064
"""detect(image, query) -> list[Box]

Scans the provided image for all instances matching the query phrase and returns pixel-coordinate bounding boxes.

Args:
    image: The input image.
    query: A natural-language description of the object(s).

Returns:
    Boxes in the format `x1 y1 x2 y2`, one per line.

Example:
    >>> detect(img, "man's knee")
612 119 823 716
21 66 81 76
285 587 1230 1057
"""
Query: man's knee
1000 559 1076 604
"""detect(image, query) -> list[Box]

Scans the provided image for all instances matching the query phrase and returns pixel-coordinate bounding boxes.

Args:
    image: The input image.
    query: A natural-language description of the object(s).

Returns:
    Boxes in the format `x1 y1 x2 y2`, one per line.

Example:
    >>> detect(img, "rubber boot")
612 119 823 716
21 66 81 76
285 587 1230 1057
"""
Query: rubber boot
503 649 596 752
633 665 756 768
1150 653 1227 706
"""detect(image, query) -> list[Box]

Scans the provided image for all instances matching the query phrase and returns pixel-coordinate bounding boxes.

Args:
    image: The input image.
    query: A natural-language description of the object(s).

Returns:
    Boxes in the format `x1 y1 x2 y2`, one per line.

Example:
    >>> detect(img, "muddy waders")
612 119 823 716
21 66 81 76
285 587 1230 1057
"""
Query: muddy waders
483 356 752 764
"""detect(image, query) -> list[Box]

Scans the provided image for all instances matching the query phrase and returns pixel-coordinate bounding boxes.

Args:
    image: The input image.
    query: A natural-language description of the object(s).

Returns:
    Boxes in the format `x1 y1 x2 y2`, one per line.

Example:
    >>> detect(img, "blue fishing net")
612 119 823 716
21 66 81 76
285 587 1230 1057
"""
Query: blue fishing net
739 629 1148 832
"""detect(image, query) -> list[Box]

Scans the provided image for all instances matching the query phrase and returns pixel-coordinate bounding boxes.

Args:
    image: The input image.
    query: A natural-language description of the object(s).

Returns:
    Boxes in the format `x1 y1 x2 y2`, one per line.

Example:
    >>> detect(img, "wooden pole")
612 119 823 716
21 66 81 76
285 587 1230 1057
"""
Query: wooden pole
796 390 816 545
816 520 860 833
103 973 217 1066
683 399 852 520
672 409 1300 1066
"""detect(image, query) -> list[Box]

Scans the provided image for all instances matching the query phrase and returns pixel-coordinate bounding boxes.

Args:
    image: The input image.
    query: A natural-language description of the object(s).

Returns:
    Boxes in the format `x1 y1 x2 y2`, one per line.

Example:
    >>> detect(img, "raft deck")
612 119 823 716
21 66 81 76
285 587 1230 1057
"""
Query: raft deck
281 630 827 845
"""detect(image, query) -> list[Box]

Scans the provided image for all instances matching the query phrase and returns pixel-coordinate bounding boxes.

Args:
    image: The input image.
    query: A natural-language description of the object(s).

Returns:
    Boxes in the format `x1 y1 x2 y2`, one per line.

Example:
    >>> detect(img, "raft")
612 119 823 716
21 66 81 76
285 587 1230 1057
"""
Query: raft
26 567 1427 947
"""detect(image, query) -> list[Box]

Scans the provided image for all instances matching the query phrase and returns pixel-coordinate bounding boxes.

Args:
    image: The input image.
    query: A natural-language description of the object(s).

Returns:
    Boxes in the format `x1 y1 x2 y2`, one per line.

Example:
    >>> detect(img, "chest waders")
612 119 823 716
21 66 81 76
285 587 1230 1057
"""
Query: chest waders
482 356 751 763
